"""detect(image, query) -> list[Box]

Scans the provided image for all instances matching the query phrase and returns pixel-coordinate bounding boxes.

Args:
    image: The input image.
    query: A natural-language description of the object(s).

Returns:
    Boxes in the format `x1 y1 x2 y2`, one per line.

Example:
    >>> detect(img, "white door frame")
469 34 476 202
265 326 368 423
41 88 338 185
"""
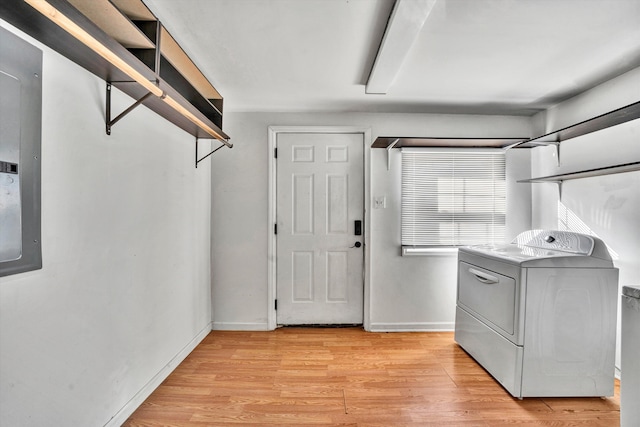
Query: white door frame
268 126 371 330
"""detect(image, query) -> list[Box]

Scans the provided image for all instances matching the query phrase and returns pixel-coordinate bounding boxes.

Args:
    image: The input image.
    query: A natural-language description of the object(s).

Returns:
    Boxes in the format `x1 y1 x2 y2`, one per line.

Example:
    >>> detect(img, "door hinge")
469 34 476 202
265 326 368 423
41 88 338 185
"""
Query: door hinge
274 148 277 158
275 299 278 310
274 223 277 235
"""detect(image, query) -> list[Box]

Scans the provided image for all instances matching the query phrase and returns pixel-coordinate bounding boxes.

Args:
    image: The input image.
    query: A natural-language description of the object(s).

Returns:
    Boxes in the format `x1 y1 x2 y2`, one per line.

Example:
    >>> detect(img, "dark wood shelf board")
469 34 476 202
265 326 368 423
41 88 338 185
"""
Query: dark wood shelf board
371 137 528 149
518 161 640 183
520 101 640 146
373 102 640 151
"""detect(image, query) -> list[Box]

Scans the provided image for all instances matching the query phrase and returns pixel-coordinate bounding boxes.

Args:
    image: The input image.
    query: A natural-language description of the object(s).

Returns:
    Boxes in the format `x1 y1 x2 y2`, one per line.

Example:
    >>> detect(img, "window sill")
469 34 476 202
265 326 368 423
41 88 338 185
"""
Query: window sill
401 247 459 257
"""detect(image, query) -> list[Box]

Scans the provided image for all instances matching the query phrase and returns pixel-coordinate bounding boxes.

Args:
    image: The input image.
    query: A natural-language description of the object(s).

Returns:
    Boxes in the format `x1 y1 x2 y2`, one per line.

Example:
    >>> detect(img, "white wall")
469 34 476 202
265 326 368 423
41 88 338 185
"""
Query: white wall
0 21 213 426
210 112 531 331
530 66 640 373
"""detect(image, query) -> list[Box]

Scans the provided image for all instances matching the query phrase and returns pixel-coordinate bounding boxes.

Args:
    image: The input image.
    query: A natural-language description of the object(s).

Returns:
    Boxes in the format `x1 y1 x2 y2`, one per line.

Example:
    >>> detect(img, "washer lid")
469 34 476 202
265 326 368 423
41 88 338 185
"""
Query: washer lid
461 243 589 266
460 230 615 268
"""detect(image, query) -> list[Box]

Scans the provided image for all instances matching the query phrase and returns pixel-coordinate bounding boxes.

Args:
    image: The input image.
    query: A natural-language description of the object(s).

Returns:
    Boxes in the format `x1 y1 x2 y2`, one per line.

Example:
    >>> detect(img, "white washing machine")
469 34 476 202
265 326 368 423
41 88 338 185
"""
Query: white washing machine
455 230 619 398
621 285 640 427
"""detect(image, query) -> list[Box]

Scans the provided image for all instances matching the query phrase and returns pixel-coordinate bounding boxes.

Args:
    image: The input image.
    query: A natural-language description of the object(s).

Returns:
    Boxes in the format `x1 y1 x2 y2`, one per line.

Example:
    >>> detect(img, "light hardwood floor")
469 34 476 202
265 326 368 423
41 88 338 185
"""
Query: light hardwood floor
124 328 620 426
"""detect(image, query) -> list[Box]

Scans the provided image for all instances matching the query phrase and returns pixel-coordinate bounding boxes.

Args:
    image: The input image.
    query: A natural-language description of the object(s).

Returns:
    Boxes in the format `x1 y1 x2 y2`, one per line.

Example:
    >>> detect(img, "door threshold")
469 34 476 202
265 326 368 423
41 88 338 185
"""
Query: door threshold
278 324 363 329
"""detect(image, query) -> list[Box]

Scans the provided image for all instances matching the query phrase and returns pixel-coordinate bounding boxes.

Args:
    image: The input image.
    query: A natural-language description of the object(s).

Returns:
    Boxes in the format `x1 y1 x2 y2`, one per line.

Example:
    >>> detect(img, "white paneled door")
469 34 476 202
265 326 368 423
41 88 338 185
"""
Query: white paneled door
276 133 364 325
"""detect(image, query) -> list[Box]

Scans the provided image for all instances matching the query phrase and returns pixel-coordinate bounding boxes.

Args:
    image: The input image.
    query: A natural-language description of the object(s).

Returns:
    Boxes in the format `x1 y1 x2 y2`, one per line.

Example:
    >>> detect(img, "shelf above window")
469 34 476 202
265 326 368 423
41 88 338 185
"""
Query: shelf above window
372 101 640 152
371 137 528 149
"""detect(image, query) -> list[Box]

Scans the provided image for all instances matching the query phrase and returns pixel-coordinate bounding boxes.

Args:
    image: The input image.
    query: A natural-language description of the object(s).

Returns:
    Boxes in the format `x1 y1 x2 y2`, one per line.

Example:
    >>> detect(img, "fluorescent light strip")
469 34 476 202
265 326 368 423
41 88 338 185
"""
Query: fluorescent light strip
24 0 229 143
163 95 231 146
366 0 437 94
25 0 163 97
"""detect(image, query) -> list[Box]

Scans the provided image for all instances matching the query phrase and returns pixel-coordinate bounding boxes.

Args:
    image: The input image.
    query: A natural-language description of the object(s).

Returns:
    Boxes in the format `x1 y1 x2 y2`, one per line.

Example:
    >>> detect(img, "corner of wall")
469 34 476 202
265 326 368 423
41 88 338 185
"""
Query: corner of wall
530 109 548 136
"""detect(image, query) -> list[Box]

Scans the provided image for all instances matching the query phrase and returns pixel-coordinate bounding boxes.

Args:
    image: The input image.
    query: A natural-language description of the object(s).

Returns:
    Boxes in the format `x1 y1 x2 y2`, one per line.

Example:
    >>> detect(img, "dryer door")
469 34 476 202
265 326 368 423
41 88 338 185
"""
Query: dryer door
458 261 517 339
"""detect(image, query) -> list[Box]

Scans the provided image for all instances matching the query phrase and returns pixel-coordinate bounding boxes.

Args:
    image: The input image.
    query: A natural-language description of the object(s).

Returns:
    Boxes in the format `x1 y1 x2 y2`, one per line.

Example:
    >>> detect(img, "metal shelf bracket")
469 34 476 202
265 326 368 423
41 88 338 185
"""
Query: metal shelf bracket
105 82 153 135
387 138 400 170
557 181 563 201
195 137 232 168
549 141 561 165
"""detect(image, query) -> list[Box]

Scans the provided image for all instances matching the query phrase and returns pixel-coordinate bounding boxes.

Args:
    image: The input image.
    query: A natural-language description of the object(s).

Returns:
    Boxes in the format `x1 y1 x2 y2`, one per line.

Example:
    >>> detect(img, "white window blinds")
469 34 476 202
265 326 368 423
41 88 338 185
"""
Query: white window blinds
401 148 506 246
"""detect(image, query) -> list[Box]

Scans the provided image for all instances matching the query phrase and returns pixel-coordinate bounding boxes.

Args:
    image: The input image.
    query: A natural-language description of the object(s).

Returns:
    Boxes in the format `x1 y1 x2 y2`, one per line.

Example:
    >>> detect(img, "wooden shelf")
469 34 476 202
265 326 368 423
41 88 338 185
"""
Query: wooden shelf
160 27 222 101
111 0 156 21
512 101 640 148
0 0 228 141
372 102 640 151
68 0 154 49
516 103 640 187
518 162 640 184
371 137 528 149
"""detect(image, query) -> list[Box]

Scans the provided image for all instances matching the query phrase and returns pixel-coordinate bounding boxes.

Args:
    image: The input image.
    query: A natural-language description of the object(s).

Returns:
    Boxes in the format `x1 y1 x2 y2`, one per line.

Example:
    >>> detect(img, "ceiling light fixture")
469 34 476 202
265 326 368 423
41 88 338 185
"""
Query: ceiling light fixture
24 0 230 144
366 0 437 95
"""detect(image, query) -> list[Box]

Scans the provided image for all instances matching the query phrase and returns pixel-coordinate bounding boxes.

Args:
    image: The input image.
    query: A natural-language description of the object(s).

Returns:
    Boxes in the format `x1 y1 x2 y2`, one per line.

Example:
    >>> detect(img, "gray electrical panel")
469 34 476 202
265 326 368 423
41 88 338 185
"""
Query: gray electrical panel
0 27 42 277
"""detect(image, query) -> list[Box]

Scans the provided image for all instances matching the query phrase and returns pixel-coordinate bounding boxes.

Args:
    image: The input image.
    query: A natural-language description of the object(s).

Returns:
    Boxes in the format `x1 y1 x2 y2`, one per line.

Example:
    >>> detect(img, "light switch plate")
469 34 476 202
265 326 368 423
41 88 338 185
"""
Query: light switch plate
373 196 386 209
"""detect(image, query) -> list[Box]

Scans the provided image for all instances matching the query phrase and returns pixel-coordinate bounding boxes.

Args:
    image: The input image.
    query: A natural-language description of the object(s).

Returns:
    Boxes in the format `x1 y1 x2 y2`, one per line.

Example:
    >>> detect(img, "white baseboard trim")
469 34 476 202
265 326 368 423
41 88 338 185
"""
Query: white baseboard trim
104 322 213 427
212 321 271 331
368 322 455 332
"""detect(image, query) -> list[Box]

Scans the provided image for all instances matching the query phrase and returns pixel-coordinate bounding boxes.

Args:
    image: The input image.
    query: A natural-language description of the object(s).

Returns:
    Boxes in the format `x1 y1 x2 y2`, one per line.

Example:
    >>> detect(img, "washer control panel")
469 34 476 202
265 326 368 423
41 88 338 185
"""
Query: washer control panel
512 230 596 255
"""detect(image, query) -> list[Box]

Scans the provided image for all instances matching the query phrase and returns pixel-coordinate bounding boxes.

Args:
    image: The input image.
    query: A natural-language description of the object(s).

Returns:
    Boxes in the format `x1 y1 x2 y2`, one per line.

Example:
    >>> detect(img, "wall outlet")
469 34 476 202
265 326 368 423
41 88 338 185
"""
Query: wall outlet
373 196 386 209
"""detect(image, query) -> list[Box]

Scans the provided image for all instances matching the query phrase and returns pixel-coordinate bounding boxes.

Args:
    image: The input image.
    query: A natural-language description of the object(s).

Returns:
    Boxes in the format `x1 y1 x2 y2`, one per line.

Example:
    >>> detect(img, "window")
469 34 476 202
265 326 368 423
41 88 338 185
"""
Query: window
401 148 506 247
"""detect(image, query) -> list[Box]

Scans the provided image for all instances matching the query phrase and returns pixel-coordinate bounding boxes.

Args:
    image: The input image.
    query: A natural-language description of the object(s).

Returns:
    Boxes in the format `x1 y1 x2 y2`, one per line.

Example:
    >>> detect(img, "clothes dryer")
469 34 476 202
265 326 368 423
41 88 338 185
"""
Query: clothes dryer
455 230 618 398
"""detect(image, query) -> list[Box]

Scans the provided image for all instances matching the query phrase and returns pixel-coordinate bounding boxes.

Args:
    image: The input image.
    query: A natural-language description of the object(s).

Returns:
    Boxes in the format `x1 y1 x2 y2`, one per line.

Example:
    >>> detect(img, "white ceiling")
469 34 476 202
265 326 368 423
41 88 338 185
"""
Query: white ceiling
143 0 640 116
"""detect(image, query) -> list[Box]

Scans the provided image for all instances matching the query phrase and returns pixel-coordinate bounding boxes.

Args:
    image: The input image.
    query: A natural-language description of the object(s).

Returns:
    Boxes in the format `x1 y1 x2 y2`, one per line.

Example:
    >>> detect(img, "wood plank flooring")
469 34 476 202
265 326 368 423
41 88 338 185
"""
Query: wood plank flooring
124 328 620 426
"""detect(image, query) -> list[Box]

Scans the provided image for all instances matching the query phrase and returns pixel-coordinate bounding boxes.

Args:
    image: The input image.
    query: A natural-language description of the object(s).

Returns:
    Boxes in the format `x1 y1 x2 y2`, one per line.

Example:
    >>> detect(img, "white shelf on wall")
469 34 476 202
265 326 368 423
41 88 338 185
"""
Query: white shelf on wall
514 100 640 200
509 101 640 151
518 161 640 184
